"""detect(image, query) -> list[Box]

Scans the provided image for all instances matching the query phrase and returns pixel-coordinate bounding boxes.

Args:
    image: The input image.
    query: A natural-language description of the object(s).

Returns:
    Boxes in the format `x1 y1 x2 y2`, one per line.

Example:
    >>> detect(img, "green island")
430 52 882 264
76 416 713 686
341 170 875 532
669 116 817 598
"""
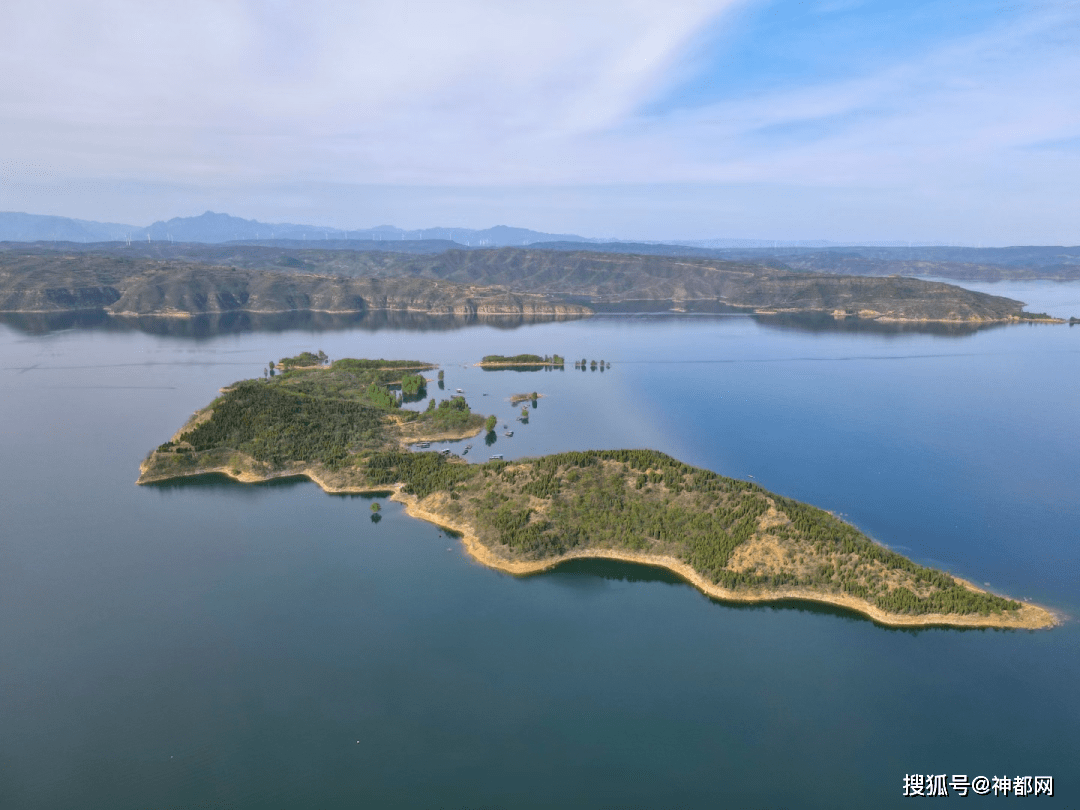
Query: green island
479 353 565 367
138 355 1054 629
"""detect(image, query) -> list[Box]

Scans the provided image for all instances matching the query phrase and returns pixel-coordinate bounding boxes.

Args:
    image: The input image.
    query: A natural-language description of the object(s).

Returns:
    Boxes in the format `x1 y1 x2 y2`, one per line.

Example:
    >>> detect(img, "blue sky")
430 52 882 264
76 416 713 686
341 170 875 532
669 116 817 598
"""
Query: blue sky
1 0 1077 244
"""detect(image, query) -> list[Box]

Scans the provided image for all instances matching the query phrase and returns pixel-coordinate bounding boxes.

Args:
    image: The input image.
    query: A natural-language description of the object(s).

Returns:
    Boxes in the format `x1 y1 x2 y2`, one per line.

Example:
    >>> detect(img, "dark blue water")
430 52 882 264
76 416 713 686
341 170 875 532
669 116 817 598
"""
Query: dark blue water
2 297 1078 808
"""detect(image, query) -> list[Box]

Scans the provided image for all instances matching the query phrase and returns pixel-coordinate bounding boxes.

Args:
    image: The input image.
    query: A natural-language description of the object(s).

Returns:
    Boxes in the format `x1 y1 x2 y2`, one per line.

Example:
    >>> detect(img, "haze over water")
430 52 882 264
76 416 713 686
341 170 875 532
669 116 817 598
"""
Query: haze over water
2 284 1078 808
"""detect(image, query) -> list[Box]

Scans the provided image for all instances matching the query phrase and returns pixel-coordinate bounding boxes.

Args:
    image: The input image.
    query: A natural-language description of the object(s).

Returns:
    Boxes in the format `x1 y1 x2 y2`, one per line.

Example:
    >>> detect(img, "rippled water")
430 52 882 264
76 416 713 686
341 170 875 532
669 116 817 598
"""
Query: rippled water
2 286 1078 808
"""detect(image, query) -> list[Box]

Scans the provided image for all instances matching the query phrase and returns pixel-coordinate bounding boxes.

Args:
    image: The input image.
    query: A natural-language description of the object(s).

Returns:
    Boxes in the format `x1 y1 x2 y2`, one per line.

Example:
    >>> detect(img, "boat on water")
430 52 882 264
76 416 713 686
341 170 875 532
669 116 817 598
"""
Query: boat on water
489 454 503 460
441 448 452 456
465 445 472 449
456 388 464 393
419 442 430 448
504 431 514 437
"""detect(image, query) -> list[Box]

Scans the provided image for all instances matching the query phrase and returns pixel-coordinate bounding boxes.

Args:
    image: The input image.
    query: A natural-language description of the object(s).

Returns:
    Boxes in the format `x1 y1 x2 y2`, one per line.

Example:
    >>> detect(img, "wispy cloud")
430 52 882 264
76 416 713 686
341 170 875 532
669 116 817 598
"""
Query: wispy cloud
588 1 1080 183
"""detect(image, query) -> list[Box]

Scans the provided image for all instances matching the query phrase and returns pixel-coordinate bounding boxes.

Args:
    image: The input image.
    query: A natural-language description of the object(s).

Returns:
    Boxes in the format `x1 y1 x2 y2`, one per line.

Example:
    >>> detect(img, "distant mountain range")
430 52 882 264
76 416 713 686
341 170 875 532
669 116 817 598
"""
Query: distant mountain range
0 210 597 247
0 209 1053 249
0 212 136 243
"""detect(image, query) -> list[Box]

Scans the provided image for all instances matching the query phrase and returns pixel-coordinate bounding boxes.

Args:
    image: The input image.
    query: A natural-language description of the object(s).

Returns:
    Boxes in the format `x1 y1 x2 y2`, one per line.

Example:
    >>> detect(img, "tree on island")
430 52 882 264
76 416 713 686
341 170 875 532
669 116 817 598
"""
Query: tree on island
371 502 380 512
485 415 497 433
400 373 427 400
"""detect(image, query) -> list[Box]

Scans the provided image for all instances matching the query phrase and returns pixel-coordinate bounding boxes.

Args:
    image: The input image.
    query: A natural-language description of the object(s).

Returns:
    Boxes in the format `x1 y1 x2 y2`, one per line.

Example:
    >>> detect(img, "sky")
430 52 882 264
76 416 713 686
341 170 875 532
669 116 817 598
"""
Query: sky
1 0 1078 244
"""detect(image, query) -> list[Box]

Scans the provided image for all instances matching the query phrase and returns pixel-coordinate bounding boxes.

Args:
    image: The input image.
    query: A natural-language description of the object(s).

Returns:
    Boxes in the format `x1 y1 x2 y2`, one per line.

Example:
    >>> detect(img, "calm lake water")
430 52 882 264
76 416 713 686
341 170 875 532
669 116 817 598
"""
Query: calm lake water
2 284 1079 808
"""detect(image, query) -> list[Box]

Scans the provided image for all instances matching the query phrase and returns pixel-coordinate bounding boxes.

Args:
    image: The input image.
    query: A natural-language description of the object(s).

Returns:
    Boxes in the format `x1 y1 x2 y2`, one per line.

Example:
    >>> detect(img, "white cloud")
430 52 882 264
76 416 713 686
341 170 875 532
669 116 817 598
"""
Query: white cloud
0 0 740 184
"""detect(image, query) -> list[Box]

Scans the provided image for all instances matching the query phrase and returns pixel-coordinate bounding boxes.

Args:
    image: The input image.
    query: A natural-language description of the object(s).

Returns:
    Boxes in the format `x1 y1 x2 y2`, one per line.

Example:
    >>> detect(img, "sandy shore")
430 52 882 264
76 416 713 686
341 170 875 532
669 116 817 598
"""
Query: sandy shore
109 306 590 318
278 363 437 372
393 421 486 446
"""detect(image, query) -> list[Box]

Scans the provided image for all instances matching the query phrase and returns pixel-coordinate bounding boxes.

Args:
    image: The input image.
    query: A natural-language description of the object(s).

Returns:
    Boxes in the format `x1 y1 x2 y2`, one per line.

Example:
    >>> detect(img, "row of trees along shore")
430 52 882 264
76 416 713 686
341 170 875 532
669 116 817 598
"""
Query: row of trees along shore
574 359 610 370
481 354 564 365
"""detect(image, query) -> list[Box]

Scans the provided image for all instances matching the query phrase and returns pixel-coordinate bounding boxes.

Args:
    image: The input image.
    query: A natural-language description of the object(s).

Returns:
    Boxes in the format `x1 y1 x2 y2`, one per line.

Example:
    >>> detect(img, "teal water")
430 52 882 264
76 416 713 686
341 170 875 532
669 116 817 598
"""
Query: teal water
1 298 1078 808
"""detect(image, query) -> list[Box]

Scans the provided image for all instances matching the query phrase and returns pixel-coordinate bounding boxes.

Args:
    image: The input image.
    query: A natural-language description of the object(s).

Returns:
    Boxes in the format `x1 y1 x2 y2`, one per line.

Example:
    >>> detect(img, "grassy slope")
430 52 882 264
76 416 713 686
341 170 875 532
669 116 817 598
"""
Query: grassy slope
142 361 484 480
365 449 1024 619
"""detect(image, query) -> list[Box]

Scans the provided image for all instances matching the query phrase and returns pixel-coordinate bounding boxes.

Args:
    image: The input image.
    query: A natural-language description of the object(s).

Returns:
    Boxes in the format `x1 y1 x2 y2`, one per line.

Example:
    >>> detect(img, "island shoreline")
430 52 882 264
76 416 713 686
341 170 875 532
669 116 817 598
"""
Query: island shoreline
136 459 1058 630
